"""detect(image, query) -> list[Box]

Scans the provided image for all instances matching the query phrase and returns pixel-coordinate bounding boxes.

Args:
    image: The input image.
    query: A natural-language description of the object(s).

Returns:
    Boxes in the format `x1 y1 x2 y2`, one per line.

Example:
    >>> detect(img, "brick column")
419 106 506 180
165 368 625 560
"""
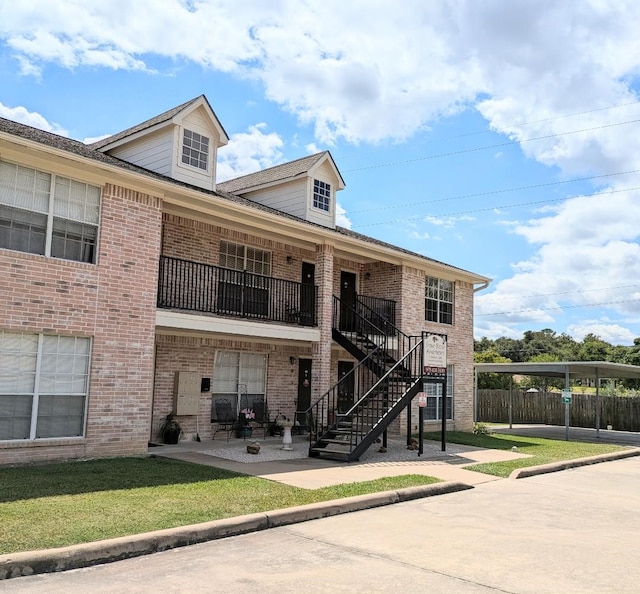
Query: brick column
312 243 334 405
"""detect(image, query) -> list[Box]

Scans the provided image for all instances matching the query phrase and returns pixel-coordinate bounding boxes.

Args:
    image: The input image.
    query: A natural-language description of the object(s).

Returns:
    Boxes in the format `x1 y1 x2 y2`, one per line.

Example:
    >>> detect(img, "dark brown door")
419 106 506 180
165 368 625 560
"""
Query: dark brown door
300 262 315 326
339 271 357 331
337 361 355 414
296 358 312 426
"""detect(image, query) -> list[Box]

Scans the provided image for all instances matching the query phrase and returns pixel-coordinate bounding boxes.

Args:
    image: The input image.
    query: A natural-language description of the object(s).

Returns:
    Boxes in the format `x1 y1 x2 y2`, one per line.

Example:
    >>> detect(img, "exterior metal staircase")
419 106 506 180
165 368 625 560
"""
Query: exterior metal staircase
305 296 423 462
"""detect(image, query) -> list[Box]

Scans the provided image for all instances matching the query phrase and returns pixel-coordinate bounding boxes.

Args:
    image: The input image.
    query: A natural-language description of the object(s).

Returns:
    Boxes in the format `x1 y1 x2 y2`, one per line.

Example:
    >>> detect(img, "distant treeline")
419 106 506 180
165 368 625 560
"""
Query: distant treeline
475 329 640 390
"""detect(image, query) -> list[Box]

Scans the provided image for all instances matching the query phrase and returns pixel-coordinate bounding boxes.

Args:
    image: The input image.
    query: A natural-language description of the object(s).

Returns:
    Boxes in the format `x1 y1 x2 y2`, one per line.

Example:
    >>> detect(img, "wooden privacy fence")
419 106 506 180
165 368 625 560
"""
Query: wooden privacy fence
477 389 640 432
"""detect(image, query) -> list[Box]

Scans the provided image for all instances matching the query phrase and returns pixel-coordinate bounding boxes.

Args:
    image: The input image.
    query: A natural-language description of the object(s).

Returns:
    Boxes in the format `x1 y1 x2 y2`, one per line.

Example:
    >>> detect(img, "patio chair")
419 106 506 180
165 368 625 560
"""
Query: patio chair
251 399 268 438
212 398 237 441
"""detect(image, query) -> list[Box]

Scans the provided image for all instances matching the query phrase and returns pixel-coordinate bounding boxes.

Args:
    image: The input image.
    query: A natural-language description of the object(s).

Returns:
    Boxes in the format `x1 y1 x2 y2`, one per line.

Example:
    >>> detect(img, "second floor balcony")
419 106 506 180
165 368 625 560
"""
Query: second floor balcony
157 255 318 326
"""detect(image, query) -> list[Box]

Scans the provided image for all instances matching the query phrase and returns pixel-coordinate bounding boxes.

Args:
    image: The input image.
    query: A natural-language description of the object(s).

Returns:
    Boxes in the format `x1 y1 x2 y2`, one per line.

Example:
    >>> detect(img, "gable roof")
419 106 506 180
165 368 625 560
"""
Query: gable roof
218 151 345 194
90 95 229 150
0 115 490 285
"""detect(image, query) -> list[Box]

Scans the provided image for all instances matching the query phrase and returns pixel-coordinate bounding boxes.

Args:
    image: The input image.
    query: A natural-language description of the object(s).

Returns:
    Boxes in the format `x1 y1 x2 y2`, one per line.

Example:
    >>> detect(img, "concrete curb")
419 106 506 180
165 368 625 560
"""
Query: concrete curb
0 480 472 580
509 447 640 480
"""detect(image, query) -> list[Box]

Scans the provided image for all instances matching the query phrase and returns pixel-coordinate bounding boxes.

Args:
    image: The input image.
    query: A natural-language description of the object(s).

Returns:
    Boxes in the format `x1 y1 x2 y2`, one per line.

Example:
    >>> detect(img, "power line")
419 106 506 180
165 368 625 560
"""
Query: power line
335 99 640 163
353 185 640 228
349 168 640 214
478 283 640 303
344 118 640 173
477 297 640 317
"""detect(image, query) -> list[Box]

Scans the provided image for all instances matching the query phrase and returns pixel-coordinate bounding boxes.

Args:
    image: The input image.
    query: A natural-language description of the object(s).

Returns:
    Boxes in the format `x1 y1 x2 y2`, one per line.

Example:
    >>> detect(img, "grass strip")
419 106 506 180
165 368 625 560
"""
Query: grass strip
0 457 439 554
423 430 625 478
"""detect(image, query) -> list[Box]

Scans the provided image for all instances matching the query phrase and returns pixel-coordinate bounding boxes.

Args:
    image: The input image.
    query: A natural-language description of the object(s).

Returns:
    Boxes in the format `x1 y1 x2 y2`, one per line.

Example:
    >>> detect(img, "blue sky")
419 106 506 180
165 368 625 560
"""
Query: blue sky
2 0 640 345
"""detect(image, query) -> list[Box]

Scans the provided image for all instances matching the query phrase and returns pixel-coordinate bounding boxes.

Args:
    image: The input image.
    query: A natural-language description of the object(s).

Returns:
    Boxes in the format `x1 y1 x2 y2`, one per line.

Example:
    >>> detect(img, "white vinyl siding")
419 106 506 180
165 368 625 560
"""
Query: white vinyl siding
0 159 101 263
0 331 91 441
107 128 173 176
241 179 307 219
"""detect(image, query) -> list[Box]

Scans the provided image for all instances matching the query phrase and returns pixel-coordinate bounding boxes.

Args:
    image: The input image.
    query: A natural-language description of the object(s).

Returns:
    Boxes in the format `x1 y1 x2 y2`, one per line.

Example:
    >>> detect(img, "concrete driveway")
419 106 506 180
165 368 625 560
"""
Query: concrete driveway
5 455 640 593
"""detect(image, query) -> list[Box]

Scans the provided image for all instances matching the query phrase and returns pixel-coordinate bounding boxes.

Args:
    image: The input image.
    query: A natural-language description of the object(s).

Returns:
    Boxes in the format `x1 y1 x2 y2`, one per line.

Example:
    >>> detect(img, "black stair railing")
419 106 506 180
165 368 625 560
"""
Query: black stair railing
356 295 396 336
302 295 424 460
309 340 424 461
303 349 382 447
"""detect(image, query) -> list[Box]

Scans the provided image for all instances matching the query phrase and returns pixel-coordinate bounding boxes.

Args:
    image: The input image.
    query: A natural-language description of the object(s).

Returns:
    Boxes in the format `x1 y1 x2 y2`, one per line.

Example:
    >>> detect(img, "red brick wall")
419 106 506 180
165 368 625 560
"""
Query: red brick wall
152 334 312 440
397 266 475 432
0 183 162 465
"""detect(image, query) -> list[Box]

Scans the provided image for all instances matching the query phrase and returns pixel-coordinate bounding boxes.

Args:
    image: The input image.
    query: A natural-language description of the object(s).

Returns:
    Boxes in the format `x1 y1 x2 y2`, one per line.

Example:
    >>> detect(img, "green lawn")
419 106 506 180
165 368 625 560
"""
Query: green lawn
0 457 439 554
423 430 626 477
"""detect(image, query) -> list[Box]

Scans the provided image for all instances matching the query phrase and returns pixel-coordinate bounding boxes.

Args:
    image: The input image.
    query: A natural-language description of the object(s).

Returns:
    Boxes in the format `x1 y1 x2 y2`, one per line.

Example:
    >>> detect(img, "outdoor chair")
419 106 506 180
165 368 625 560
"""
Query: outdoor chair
251 399 268 438
212 398 236 441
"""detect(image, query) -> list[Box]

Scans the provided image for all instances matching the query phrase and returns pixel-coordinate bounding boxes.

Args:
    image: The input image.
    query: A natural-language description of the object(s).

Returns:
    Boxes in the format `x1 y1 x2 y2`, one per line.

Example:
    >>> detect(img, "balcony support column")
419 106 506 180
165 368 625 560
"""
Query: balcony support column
312 243 334 414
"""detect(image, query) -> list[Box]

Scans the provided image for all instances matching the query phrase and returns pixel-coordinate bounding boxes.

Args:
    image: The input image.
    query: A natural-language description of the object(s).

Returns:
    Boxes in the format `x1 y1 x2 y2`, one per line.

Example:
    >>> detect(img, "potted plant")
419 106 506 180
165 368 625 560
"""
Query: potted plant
159 414 182 444
235 408 255 438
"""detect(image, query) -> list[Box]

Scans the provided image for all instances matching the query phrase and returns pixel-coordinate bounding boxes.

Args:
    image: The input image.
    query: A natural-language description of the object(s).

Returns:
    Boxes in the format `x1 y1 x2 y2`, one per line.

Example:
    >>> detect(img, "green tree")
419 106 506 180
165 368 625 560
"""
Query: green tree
474 350 512 389
577 334 612 361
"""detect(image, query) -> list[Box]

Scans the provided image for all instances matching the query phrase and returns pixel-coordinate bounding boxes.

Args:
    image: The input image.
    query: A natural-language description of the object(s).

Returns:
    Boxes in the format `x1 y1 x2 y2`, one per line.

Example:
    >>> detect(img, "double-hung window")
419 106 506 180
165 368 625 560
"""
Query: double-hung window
425 276 454 325
0 331 91 441
424 365 453 421
0 159 100 264
217 240 271 317
181 129 209 171
313 179 331 212
210 351 267 420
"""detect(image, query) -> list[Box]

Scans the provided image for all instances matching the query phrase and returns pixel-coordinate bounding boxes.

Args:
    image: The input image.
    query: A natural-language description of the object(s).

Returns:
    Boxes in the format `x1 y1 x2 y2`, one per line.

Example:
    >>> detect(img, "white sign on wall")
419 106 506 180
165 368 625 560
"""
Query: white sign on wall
423 332 447 379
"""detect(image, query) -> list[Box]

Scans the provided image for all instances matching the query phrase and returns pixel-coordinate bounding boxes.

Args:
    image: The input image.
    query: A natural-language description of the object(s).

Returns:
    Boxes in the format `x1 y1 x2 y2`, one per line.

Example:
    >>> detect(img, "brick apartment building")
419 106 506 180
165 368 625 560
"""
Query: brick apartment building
0 95 490 465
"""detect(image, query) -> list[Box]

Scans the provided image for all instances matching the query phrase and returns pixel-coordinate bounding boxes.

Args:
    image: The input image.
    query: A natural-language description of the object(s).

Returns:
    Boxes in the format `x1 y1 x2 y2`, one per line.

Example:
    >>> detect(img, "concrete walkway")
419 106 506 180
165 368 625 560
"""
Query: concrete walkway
151 435 525 487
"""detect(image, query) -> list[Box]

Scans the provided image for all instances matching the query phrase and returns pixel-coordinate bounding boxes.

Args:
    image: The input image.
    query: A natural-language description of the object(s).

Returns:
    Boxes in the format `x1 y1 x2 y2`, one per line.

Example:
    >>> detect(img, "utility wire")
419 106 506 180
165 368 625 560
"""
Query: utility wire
344 118 640 173
478 283 640 304
477 297 640 317
353 185 640 228
349 168 640 214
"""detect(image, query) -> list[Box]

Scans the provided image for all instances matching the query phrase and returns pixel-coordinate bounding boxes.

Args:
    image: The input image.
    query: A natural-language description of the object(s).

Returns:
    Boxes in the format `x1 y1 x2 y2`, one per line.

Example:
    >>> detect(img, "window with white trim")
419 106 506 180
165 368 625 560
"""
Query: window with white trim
211 351 267 419
424 365 453 421
218 241 271 316
181 129 209 171
0 159 100 263
313 179 331 212
0 331 91 440
425 276 454 325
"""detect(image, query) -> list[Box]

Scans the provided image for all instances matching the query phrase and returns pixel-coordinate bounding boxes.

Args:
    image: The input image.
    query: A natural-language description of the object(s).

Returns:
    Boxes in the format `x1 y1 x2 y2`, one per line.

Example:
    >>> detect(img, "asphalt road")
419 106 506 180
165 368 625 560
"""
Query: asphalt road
4 456 640 593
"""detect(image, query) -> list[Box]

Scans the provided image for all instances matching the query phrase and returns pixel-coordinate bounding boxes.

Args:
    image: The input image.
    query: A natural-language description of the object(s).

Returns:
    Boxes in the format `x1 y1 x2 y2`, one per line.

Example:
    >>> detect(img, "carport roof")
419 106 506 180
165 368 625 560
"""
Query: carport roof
475 361 640 380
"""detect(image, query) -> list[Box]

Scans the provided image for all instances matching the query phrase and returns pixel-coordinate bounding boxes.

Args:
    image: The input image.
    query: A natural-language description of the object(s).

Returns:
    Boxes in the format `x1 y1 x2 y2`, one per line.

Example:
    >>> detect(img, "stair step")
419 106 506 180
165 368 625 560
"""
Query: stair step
310 447 351 457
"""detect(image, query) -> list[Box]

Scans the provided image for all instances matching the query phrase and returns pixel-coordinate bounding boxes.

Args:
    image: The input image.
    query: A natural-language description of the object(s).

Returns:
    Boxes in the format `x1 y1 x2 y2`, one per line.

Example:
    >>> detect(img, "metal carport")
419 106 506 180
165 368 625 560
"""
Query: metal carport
474 361 640 439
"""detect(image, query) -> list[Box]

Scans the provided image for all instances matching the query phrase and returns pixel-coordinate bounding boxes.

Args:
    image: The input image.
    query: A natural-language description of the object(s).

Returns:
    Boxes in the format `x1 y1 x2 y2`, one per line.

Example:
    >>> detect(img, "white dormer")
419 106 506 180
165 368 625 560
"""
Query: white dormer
91 95 228 191
217 151 345 229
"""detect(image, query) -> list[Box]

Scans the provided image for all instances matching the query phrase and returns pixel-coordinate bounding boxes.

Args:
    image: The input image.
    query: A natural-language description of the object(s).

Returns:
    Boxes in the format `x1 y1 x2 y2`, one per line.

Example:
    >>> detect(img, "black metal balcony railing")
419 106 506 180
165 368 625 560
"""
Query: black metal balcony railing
157 256 317 326
356 294 396 334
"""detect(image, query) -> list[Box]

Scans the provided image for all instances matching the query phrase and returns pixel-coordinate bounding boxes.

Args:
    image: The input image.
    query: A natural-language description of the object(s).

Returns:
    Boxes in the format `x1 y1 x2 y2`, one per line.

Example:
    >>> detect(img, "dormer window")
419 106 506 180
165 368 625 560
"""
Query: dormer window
313 179 331 212
181 129 209 171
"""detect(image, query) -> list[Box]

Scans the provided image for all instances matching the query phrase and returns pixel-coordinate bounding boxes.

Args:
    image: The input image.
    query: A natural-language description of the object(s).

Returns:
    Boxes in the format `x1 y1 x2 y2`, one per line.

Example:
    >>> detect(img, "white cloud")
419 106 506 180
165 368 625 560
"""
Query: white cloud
335 203 352 229
423 214 475 228
0 102 68 135
217 123 284 181
567 322 638 346
4 1 640 341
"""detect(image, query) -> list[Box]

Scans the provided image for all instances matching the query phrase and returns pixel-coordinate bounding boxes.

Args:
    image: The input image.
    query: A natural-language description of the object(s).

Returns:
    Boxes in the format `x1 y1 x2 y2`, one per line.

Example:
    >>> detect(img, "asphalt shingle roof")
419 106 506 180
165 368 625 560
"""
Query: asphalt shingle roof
89 95 228 150
217 152 330 193
0 114 483 280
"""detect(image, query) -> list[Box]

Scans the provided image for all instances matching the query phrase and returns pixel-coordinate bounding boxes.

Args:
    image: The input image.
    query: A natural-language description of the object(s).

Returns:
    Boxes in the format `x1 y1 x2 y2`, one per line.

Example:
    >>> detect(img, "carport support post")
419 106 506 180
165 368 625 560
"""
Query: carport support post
595 367 600 438
509 376 513 429
564 366 570 441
